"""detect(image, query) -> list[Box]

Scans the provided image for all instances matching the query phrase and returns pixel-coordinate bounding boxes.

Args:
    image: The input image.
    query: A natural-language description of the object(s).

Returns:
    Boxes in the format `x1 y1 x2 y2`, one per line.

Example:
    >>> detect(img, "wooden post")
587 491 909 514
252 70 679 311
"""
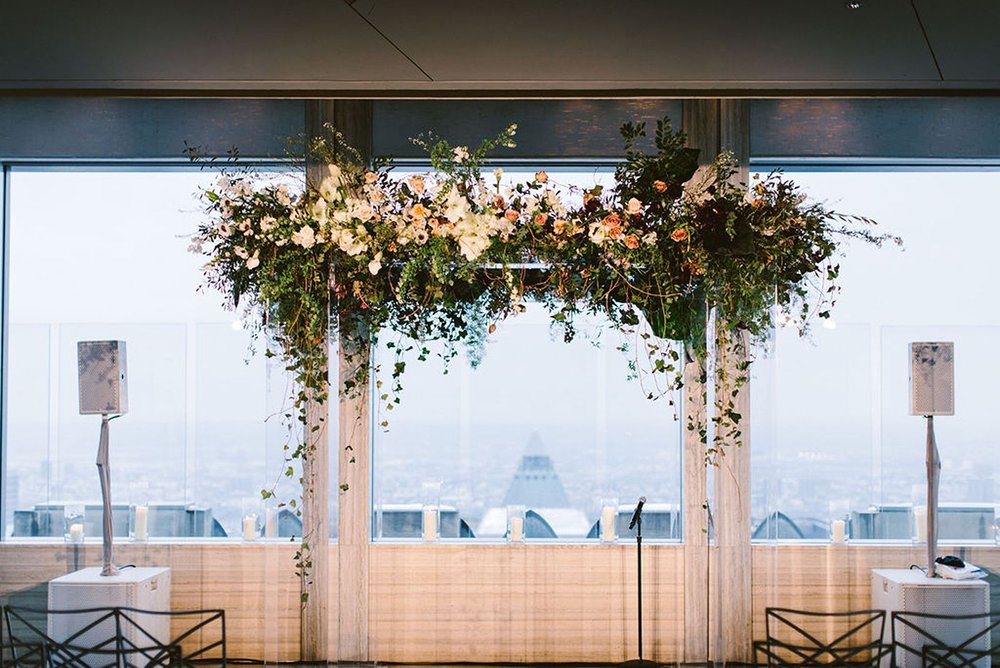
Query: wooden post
302 99 373 663
681 99 753 664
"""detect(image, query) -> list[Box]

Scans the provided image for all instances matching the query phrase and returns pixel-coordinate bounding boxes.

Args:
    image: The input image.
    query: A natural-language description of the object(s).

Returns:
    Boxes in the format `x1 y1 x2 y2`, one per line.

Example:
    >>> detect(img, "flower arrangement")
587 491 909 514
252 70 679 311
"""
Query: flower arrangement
190 116 898 546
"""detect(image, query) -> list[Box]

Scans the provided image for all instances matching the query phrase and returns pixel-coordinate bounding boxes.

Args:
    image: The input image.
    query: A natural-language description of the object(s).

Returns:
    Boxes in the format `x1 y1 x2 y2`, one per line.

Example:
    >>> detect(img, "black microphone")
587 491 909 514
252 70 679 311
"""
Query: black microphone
628 496 646 530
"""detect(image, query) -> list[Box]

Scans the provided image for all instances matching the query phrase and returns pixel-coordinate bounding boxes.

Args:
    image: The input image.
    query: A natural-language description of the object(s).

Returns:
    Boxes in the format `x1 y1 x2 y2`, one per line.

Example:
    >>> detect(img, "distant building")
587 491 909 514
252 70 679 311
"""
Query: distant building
478 432 590 538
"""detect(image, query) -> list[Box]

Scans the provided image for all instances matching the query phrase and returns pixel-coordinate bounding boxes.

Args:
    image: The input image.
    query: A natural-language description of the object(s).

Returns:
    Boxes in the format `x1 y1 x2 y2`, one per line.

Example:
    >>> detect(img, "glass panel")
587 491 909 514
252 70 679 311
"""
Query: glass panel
4 169 317 540
371 167 683 542
750 169 1000 545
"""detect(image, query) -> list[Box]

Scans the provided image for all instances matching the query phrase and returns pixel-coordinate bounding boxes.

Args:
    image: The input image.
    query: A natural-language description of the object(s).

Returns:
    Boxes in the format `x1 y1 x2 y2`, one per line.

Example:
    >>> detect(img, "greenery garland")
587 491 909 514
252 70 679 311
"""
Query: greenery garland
191 117 899 588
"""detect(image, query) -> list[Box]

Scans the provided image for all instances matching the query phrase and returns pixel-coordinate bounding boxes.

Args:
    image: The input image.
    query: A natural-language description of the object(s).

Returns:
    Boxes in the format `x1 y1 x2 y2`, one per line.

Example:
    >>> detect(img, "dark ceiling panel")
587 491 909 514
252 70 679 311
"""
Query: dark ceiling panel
0 1 426 87
374 100 681 159
915 0 1000 81
362 0 938 84
752 98 1000 159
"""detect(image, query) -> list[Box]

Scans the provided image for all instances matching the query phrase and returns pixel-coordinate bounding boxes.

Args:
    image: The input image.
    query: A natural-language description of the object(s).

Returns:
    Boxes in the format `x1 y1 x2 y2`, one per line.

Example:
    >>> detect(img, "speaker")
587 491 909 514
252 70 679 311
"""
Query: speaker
909 341 954 416
77 340 128 415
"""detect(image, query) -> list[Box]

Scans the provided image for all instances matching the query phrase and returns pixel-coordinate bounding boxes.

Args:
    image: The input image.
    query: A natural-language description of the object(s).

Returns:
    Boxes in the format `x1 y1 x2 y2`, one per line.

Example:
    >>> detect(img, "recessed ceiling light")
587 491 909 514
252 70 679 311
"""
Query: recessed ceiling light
846 1 862 8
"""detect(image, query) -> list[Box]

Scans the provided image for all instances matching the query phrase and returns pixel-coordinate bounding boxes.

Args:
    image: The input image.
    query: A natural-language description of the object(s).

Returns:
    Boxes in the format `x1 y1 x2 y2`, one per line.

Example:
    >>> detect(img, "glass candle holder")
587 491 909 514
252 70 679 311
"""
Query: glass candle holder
129 481 150 542
831 518 847 544
507 505 526 542
241 497 260 542
264 506 280 541
421 481 441 542
600 498 618 543
64 504 85 543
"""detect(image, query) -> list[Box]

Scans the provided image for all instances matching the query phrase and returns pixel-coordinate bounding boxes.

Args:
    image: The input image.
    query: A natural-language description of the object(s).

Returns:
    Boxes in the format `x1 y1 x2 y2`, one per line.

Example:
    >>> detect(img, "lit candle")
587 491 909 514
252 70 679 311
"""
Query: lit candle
422 508 437 542
510 516 524 542
914 507 928 542
265 508 278 540
134 505 149 541
601 505 617 542
243 515 257 541
69 523 84 542
831 519 846 543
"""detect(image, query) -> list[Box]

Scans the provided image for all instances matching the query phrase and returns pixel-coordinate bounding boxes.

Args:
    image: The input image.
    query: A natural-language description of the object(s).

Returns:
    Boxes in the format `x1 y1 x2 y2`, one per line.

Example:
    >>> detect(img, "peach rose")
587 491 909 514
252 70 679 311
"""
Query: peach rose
408 175 425 194
603 213 622 230
624 234 640 249
653 180 668 193
534 213 548 226
670 228 688 242
535 171 549 184
411 203 429 220
364 171 378 184
493 195 505 209
553 219 568 235
505 209 519 222
626 197 643 215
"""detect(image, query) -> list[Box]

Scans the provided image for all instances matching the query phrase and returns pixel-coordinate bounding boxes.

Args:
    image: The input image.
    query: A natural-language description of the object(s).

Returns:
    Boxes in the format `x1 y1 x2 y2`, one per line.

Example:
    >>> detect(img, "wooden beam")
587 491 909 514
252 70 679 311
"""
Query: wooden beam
308 99 375 664
714 99 753 664
301 100 334 663
681 99 753 664
680 99 718 664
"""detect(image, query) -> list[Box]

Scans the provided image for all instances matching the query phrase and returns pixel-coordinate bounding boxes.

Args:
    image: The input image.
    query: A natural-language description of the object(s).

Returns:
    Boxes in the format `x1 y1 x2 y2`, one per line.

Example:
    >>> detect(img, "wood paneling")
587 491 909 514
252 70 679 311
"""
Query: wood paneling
1 542 998 662
369 543 684 664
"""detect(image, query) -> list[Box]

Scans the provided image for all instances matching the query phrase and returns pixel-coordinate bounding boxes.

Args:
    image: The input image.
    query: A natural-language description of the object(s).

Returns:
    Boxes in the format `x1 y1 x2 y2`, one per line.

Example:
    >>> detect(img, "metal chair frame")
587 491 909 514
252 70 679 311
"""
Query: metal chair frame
891 610 1000 668
1 604 225 668
755 607 893 667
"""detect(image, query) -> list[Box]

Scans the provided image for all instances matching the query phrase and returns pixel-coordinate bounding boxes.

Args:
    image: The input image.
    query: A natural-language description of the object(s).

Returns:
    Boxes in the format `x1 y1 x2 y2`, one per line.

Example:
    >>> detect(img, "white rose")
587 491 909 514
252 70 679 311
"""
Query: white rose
368 252 383 276
443 186 471 224
291 225 316 249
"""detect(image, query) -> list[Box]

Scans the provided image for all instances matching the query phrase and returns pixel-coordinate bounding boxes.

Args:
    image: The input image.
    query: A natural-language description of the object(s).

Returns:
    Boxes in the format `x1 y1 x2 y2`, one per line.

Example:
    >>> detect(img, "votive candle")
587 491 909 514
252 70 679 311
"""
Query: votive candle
601 505 617 542
134 505 149 541
510 516 524 542
831 519 846 543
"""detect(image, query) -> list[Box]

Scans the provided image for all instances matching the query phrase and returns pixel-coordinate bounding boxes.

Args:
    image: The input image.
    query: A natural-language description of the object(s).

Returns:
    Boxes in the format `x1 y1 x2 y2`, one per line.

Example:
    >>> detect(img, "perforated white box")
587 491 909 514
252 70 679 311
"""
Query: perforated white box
77 340 128 415
871 568 988 668
48 567 170 663
909 342 954 416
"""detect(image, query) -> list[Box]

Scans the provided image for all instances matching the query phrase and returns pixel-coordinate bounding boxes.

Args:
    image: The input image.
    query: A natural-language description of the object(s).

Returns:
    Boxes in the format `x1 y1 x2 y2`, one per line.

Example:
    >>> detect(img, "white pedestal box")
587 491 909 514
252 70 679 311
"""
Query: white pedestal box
48 567 171 661
871 568 989 668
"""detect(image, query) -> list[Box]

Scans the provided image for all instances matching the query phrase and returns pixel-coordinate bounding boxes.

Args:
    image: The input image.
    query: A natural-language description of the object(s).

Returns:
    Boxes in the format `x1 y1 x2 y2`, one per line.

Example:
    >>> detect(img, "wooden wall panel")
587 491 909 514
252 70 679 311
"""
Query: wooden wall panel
1 542 997 662
0 543 302 663
369 543 684 664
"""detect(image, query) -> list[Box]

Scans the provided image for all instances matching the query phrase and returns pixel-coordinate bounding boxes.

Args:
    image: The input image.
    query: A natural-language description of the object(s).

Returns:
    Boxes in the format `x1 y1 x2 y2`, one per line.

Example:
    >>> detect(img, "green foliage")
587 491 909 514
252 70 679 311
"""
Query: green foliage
190 116 900 595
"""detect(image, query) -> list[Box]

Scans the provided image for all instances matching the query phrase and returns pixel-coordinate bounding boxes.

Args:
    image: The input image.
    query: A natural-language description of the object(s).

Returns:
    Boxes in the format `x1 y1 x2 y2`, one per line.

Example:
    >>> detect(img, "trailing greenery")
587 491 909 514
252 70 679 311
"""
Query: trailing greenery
190 117 899 593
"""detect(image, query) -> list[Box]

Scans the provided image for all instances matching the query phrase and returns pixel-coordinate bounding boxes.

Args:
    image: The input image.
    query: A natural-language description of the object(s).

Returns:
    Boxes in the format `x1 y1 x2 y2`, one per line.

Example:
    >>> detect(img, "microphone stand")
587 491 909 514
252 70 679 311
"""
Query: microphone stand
622 497 657 668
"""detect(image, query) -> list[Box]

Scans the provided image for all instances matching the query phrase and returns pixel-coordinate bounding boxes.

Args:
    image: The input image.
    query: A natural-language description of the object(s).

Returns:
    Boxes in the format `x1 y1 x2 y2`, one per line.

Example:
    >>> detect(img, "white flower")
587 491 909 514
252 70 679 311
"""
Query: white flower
291 225 316 249
259 215 276 233
275 184 292 206
457 233 489 261
319 175 341 202
246 250 260 270
453 146 469 162
588 222 608 245
355 203 375 222
310 198 328 224
368 252 383 276
642 231 658 245
443 186 471 224
627 197 643 215
233 246 249 259
493 168 504 182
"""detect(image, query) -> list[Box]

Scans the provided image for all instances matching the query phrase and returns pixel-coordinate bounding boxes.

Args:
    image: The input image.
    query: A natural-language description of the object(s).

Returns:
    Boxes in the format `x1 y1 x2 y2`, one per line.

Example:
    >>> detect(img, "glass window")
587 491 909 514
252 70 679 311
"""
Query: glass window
4 168 324 541
372 167 684 542
750 169 1000 544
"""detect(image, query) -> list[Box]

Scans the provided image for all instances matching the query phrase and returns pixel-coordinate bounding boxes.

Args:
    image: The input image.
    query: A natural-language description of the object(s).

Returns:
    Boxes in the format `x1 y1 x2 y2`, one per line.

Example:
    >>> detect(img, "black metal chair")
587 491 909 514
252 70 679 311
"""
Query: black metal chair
2 604 226 667
891 610 1000 668
754 607 893 666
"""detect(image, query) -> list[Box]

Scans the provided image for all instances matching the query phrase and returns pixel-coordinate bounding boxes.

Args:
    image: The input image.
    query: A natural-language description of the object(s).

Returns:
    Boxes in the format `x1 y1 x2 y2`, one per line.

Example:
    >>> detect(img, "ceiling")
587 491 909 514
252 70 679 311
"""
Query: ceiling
1 0 998 96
